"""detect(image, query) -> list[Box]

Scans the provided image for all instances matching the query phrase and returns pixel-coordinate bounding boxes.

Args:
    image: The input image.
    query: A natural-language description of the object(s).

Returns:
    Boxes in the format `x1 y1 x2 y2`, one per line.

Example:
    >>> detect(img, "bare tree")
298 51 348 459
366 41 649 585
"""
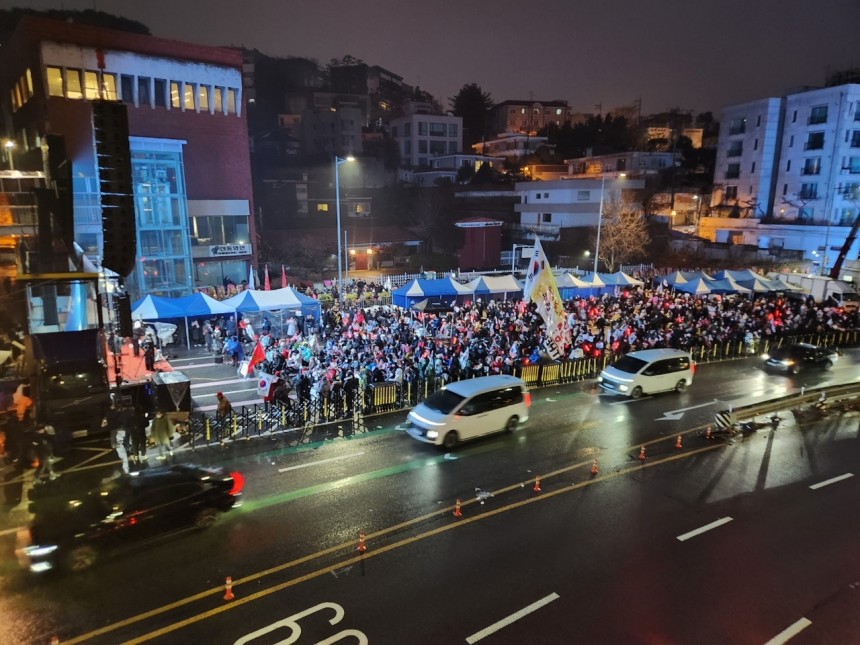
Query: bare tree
593 195 650 272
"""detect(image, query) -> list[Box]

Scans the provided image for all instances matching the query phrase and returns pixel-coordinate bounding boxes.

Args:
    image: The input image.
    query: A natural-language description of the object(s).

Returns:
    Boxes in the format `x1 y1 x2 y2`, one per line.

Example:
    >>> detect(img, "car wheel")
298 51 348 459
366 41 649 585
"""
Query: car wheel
824 360 833 369
675 380 687 393
194 508 220 530
630 386 643 399
63 544 98 572
790 365 800 375
504 416 519 433
442 431 459 450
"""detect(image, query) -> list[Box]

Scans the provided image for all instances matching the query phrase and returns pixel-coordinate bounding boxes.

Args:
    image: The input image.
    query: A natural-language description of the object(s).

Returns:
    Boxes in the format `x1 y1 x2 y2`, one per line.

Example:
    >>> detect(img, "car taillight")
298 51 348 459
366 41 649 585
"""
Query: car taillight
524 392 532 408
228 471 245 496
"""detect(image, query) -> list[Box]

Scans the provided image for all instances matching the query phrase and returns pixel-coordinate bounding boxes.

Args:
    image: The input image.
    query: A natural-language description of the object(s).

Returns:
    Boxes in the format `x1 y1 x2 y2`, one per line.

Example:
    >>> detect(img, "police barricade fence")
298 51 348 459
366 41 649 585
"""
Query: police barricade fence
184 330 858 449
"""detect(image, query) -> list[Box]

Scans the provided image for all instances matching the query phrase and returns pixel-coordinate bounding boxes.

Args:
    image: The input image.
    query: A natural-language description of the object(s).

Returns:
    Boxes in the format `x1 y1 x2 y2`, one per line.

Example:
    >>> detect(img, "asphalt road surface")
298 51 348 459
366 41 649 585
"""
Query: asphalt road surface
0 349 858 644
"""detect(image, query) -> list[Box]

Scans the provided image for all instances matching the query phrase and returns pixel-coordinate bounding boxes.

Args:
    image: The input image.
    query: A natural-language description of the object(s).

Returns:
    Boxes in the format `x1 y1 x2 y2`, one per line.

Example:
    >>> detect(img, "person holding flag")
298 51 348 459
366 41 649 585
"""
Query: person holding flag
240 338 266 378
522 237 570 360
257 371 279 411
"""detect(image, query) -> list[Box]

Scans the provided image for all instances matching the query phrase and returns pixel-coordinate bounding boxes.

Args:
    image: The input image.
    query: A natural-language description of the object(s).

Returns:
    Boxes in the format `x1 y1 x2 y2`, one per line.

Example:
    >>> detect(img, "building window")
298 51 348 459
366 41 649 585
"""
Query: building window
842 183 860 200
47 66 63 97
535 192 541 200
847 157 860 173
170 81 180 108
226 89 236 115
316 203 328 212
82 71 98 99
751 162 756 174
802 158 821 175
212 87 222 113
418 122 428 136
840 208 854 226
805 132 824 150
199 85 209 112
725 163 741 179
183 83 195 110
799 183 818 200
403 141 411 155
418 140 427 153
121 75 134 103
542 213 551 223
138 77 151 107
725 186 738 200
449 123 458 137
102 73 117 101
808 105 828 125
789 135 794 148
786 160 792 171
727 141 743 157
543 192 549 198
65 69 82 99
728 118 745 135
154 79 166 108
792 110 797 123
754 138 758 151
577 190 590 201
430 122 446 136
403 122 411 136
850 131 860 148
756 115 762 127
798 207 813 221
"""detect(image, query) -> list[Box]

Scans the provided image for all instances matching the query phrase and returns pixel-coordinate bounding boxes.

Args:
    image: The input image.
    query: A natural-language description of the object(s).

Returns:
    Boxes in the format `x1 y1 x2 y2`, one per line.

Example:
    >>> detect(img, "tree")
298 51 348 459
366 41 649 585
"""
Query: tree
593 195 650 272
450 83 493 149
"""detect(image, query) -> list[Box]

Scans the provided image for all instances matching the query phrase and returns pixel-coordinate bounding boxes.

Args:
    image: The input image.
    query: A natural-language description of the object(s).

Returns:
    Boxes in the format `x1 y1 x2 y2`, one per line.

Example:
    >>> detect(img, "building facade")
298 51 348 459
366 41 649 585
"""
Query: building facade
0 16 255 299
390 112 463 168
489 100 573 136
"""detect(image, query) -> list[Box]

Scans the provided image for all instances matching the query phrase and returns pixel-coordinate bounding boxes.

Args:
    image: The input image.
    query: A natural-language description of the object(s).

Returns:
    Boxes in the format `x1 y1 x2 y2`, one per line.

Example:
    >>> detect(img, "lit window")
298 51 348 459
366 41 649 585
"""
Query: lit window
82 71 99 99
25 69 33 96
213 87 223 113
102 73 117 100
317 203 329 212
199 85 209 112
65 69 82 99
184 83 195 110
226 89 236 115
170 81 180 108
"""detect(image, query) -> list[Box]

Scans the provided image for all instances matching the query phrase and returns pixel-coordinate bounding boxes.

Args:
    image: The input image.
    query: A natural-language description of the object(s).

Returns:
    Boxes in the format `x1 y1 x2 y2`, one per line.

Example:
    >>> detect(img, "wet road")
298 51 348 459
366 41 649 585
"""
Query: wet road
0 350 858 644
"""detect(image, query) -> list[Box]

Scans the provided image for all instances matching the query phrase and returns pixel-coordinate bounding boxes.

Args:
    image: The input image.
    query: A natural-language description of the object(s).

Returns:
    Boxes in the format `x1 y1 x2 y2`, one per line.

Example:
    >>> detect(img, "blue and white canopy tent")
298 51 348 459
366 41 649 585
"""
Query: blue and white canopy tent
466 275 523 301
222 287 322 339
673 277 713 295
391 278 473 309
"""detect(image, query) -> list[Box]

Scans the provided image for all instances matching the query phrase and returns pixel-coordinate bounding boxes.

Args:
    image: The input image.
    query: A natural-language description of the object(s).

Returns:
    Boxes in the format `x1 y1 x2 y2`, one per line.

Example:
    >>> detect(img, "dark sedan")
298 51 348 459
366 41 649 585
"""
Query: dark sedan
17 464 243 573
762 343 839 375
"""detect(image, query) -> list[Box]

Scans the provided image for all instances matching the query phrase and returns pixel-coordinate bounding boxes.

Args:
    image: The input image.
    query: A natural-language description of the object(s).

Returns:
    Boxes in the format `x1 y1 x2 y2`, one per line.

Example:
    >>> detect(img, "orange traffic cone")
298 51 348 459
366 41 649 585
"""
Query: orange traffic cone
453 499 462 518
591 459 598 476
675 435 683 449
533 475 542 493
639 446 646 462
223 576 235 601
357 531 367 554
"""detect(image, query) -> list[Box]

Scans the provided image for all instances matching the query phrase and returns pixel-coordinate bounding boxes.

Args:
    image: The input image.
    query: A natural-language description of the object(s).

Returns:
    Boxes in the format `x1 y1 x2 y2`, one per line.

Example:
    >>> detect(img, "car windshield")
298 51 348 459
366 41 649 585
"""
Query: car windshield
46 370 107 397
421 389 466 414
612 356 649 374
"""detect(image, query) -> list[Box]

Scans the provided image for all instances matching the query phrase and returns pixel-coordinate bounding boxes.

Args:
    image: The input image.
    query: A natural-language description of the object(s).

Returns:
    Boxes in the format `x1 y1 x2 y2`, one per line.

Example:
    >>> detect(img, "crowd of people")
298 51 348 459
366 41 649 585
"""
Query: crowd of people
202 283 858 412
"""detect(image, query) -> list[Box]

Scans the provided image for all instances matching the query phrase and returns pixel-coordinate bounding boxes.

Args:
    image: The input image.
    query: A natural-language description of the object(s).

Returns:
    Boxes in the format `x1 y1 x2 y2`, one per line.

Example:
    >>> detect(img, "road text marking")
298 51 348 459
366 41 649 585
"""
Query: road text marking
809 473 853 490
278 452 365 473
676 516 733 542
764 617 812 645
465 592 559 644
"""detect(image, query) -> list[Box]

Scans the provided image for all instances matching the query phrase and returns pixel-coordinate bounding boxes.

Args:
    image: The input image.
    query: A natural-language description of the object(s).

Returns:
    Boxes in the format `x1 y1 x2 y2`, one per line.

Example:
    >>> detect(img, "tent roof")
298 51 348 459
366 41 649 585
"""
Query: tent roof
557 272 591 288
131 294 185 320
172 292 234 317
580 272 606 287
222 287 321 313
707 277 752 293
712 269 763 282
674 277 712 294
467 275 523 293
605 271 645 286
393 278 472 298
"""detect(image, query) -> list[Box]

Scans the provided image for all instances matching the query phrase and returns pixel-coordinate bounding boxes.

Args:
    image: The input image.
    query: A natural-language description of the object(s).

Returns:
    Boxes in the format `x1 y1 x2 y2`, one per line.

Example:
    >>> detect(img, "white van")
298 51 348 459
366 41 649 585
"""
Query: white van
406 375 531 449
598 348 694 399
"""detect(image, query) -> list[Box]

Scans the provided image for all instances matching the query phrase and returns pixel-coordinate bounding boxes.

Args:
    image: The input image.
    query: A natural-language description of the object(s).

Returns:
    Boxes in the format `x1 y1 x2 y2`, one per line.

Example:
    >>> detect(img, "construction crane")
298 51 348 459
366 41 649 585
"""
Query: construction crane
829 211 860 279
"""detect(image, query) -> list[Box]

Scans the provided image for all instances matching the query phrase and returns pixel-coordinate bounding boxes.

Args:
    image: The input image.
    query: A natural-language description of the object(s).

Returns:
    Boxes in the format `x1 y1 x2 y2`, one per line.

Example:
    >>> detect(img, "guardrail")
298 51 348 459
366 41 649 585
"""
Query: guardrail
180 329 859 449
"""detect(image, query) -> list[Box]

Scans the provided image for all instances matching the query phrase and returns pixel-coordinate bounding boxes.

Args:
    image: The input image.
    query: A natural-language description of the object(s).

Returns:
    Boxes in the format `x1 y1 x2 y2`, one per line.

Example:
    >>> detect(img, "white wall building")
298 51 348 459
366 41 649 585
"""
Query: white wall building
390 112 463 168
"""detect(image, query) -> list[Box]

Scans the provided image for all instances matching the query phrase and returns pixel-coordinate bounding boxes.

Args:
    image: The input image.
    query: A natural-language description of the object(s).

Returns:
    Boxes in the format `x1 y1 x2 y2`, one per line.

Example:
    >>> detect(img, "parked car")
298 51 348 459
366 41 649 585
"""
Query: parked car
762 343 839 375
16 464 243 573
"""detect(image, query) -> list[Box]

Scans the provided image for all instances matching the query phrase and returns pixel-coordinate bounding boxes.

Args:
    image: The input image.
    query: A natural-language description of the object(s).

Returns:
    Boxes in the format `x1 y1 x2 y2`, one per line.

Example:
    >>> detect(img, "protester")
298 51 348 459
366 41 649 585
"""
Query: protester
149 409 175 461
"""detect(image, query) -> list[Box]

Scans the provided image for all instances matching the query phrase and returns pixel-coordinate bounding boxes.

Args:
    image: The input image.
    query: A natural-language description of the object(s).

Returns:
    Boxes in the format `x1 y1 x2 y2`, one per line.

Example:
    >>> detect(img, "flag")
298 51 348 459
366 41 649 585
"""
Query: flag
263 265 271 291
458 347 470 371
256 371 278 397
523 237 570 357
244 341 265 377
248 264 256 290
281 264 287 289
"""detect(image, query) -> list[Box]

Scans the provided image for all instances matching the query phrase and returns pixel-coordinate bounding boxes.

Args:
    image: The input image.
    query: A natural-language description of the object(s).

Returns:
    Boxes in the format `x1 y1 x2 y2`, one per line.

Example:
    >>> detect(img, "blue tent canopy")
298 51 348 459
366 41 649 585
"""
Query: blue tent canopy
131 294 185 320
391 278 472 308
172 292 234 317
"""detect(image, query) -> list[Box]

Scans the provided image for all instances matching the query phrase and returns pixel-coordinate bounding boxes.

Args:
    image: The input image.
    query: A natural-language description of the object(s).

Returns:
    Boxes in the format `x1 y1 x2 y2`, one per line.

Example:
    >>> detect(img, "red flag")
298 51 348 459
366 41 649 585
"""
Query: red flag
246 341 265 373
281 264 287 288
264 265 271 291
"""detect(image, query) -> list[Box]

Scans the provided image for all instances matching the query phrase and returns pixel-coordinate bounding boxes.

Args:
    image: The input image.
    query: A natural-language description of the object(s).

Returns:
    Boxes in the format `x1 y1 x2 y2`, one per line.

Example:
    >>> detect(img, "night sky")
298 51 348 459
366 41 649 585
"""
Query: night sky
7 0 860 116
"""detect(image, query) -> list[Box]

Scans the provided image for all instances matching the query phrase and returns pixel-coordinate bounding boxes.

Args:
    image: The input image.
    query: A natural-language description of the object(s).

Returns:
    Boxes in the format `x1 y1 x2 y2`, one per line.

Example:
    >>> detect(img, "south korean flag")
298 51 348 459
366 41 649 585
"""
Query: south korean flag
257 372 278 398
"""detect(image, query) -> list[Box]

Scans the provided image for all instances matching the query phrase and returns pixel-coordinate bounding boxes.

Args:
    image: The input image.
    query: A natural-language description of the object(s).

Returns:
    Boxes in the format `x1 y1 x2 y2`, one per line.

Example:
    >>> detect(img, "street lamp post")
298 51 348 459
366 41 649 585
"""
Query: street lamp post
4 139 16 171
593 172 606 275
334 155 354 306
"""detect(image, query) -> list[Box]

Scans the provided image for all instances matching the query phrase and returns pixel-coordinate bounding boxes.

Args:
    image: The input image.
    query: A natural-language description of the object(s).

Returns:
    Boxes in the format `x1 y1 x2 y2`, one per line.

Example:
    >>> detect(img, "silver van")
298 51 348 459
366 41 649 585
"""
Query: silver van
406 375 531 449
598 348 694 399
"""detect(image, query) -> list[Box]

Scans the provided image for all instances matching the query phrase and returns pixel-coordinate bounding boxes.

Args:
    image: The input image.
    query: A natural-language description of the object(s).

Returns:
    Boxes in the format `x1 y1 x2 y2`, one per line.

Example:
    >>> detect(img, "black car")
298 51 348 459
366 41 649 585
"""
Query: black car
16 464 243 573
762 343 840 375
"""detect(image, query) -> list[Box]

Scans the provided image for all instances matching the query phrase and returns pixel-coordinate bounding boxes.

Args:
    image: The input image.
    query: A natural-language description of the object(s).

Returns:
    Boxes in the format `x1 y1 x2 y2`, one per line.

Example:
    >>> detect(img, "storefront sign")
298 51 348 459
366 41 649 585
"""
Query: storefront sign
209 244 251 257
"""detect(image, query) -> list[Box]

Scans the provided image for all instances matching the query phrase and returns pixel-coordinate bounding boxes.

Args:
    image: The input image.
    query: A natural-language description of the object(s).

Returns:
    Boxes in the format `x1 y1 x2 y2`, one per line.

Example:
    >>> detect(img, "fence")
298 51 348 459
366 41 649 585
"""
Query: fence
178 329 859 449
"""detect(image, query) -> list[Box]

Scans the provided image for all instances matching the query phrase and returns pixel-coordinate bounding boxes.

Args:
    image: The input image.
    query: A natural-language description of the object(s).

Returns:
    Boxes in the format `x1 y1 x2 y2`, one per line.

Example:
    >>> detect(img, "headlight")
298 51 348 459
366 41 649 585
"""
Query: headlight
597 376 603 383
426 430 438 440
781 359 794 366
619 384 629 392
761 353 770 360
24 545 58 558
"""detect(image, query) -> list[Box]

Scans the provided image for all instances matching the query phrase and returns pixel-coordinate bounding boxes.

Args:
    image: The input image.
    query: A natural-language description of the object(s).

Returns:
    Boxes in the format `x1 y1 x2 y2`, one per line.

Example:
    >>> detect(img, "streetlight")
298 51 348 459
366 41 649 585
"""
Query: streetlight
334 154 354 305
593 171 626 274
4 139 16 171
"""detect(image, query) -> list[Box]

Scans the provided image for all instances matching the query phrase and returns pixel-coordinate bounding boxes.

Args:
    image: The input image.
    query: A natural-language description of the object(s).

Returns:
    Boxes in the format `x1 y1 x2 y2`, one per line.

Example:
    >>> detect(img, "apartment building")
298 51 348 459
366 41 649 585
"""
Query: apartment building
390 112 463 168
489 100 573 136
0 16 255 299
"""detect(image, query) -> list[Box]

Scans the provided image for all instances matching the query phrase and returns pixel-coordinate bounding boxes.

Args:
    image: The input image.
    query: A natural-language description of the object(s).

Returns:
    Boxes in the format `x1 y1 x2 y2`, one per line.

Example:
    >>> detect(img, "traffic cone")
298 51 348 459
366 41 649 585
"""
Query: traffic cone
638 446 646 462
533 475 542 493
357 531 367 554
591 459 598 476
675 435 683 449
705 426 712 440
223 576 235 601
453 499 462 518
